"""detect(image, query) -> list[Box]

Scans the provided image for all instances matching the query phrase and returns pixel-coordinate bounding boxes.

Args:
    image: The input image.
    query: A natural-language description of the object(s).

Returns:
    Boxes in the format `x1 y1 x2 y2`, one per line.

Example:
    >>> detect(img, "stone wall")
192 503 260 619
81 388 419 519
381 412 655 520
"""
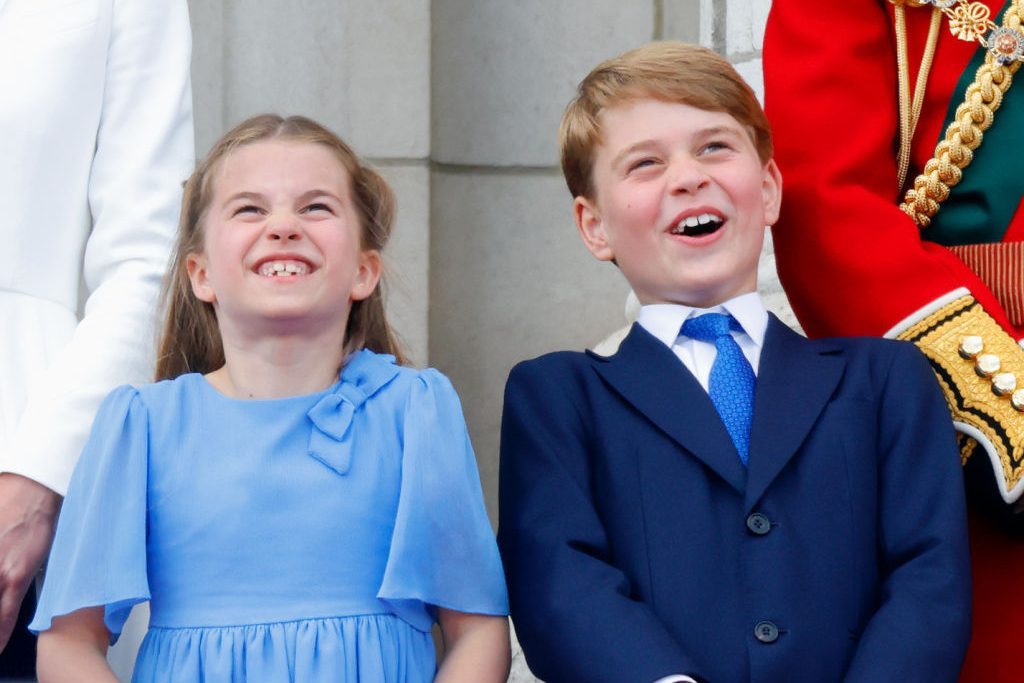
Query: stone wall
187 2 782 680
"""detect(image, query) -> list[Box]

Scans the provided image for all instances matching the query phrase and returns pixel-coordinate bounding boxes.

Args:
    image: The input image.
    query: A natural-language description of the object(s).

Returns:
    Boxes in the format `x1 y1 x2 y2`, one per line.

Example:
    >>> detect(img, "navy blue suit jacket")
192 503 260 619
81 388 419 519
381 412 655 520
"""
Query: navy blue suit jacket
498 317 971 683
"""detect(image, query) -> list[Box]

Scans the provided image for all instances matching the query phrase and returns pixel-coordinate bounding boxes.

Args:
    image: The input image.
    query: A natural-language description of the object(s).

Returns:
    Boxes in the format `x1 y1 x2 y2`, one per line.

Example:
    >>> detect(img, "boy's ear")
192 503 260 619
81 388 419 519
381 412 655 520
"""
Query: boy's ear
350 249 382 302
574 195 615 262
186 253 217 304
761 159 783 227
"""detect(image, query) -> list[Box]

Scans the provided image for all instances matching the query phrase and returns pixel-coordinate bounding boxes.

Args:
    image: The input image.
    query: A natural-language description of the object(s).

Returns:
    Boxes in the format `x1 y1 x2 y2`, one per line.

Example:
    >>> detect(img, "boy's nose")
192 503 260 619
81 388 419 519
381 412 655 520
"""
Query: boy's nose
668 159 709 194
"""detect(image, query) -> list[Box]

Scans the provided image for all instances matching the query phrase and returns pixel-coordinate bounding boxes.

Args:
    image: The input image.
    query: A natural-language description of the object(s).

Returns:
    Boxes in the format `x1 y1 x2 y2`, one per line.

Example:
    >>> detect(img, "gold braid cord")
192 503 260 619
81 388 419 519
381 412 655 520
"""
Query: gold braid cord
894 4 943 191
957 432 977 464
900 1 1024 227
898 294 1024 499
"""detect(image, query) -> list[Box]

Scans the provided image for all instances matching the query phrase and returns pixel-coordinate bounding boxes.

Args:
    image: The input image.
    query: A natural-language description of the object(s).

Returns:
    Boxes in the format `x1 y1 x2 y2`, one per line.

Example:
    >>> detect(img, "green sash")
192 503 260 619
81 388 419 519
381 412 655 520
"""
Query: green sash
926 0 1024 246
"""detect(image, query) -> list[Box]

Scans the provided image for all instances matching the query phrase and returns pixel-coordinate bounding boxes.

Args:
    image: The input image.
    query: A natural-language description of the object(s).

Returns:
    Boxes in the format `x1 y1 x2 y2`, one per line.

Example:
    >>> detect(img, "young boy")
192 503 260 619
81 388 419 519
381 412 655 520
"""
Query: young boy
497 42 972 683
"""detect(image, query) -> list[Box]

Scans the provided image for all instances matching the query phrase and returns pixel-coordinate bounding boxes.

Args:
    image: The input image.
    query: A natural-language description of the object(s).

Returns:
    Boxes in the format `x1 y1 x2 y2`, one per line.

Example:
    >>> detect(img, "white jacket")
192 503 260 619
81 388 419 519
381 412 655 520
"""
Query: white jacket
0 0 194 494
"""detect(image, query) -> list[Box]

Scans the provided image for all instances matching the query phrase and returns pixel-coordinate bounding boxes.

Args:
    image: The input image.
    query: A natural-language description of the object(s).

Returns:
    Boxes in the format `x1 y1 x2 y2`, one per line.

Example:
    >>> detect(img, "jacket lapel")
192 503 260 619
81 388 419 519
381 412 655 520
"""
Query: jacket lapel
744 316 845 511
592 324 746 494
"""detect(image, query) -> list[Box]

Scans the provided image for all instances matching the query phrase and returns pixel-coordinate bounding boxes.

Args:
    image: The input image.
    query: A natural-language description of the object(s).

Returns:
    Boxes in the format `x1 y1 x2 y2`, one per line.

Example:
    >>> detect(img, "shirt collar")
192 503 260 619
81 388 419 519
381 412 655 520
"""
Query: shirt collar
637 291 769 349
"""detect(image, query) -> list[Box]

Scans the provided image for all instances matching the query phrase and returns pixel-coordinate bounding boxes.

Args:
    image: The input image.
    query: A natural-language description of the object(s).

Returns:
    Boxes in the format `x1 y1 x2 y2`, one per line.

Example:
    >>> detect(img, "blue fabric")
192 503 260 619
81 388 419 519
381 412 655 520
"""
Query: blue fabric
680 313 755 464
31 349 507 682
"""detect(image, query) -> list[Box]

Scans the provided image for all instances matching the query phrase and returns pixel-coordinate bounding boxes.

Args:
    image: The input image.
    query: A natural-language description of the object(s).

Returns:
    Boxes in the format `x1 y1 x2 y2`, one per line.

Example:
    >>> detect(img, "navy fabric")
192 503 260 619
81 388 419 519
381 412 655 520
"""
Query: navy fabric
498 317 971 683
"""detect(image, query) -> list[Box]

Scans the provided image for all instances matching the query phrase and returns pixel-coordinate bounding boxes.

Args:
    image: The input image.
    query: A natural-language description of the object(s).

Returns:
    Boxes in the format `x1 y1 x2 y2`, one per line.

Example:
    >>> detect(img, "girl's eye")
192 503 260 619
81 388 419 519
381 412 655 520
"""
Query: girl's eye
233 205 262 216
701 141 730 154
303 202 333 214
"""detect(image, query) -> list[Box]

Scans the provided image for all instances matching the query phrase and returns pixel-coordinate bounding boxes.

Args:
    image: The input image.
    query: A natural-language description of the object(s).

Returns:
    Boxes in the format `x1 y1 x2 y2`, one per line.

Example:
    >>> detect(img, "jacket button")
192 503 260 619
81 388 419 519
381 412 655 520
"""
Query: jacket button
754 620 779 644
746 512 771 535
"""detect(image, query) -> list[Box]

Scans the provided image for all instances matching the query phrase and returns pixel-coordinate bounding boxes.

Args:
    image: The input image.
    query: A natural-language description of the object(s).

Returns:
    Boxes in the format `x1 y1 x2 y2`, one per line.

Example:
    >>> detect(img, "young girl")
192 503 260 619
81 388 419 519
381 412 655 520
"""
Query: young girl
29 115 510 682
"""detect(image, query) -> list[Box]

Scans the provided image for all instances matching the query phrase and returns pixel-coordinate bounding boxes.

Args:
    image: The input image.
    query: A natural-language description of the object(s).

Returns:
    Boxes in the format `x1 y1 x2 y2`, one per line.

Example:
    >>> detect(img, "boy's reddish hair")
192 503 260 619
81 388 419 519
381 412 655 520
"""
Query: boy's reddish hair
559 42 773 199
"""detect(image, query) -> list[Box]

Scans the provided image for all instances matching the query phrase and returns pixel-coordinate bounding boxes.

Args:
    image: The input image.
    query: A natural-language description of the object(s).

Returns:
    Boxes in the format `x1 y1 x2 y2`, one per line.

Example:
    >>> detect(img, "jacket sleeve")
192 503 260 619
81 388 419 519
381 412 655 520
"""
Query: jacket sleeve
763 0 1019 340
5 0 194 494
844 343 972 680
497 361 704 683
764 0 1024 503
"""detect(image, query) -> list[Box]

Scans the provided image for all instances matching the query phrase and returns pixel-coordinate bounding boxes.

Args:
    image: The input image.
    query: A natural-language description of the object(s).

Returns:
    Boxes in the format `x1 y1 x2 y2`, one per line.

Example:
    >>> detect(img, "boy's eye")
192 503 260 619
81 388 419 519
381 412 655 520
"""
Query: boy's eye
628 158 658 172
701 141 730 154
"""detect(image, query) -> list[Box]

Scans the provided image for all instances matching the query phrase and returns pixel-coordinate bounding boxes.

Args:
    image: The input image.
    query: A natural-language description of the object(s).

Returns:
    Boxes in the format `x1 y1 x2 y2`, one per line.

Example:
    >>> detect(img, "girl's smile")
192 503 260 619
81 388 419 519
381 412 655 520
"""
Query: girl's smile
186 139 380 338
255 257 313 278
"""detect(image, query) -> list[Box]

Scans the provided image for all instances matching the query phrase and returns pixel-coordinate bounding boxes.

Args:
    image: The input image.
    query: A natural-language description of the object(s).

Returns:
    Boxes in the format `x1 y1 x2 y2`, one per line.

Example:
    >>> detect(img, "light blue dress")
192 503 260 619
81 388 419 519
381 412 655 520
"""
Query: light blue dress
30 350 508 682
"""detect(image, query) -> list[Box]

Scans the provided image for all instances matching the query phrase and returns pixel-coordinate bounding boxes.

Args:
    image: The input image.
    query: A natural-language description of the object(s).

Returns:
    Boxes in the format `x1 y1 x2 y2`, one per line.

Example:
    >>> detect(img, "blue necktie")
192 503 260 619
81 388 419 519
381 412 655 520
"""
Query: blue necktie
680 313 756 465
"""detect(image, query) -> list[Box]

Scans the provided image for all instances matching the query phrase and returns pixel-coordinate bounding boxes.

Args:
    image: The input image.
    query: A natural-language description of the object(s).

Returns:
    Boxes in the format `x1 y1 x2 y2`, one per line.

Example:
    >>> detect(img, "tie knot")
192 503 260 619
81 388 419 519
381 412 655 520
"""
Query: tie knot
681 312 740 342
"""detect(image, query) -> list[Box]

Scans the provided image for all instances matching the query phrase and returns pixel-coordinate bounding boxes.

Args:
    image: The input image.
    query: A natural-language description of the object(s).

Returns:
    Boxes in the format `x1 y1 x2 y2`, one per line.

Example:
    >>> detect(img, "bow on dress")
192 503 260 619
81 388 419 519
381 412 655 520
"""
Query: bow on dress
305 350 401 476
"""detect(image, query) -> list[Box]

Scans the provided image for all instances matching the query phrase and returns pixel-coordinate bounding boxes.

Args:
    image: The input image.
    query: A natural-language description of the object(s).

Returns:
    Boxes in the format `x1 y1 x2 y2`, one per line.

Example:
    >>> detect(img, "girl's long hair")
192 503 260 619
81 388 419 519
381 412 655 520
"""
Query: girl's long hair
155 114 407 380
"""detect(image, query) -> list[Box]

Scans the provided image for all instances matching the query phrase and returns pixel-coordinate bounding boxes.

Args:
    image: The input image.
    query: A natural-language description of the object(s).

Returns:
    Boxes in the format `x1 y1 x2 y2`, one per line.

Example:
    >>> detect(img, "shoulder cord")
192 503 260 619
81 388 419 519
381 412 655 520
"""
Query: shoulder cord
895 4 944 192
895 0 1024 227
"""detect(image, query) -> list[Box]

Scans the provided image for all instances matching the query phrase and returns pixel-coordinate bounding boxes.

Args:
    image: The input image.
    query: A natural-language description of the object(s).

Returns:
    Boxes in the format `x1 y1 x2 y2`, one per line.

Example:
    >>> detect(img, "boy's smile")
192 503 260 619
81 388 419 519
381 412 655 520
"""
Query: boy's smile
574 99 782 308
669 211 725 238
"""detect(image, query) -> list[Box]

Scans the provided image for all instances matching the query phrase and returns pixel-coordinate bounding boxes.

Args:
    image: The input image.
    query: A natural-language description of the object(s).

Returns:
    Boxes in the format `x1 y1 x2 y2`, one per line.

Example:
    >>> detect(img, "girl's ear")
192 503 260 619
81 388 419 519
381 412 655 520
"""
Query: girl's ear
186 253 217 303
350 249 382 302
575 195 614 262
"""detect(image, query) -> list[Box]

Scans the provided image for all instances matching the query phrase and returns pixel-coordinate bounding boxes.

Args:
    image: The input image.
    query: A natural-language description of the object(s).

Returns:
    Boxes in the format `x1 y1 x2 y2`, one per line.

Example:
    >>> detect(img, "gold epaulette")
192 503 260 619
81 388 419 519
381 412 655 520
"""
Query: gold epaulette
896 0 1024 226
898 294 1024 500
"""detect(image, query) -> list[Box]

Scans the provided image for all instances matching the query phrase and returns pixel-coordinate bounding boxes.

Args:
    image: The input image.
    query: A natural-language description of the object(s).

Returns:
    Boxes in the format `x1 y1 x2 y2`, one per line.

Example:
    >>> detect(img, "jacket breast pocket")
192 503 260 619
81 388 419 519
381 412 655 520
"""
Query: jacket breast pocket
831 396 881 630
791 396 879 632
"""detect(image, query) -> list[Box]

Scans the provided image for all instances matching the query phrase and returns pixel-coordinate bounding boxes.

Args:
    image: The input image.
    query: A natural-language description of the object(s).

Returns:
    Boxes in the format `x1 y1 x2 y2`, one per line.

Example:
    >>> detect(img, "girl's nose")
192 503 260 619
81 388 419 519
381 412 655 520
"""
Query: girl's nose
266 216 302 241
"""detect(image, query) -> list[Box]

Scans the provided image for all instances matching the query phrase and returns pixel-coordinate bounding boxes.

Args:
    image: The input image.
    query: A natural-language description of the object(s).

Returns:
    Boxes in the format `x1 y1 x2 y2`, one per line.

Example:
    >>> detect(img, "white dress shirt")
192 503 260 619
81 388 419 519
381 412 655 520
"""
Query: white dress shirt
637 291 768 390
0 0 194 494
638 291 768 683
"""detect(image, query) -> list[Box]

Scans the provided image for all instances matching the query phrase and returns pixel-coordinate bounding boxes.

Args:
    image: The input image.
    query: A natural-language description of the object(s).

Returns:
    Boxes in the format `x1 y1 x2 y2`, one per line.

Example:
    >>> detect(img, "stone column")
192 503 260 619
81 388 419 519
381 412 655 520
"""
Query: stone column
189 0 432 365
429 0 650 522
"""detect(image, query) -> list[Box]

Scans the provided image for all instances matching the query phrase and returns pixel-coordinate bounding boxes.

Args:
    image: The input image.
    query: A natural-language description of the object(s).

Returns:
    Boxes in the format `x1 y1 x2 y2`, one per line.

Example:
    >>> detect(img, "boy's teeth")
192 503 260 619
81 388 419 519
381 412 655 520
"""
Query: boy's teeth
259 260 309 277
674 213 723 235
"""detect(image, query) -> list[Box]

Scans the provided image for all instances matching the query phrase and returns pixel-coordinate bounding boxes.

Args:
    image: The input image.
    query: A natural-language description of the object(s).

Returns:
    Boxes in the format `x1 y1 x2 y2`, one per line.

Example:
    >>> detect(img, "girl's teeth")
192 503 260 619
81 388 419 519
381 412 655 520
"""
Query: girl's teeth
259 261 309 277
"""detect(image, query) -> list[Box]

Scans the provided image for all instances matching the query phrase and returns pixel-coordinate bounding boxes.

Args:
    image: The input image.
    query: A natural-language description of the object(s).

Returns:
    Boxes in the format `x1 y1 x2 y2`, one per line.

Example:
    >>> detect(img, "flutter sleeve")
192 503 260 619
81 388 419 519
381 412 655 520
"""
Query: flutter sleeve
29 385 150 643
378 369 508 631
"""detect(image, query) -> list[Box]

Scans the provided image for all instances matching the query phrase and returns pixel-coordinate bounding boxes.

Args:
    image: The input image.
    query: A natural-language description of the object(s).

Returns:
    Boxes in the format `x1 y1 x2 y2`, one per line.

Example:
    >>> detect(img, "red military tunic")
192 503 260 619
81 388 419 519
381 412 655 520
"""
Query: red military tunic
765 1 1024 679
